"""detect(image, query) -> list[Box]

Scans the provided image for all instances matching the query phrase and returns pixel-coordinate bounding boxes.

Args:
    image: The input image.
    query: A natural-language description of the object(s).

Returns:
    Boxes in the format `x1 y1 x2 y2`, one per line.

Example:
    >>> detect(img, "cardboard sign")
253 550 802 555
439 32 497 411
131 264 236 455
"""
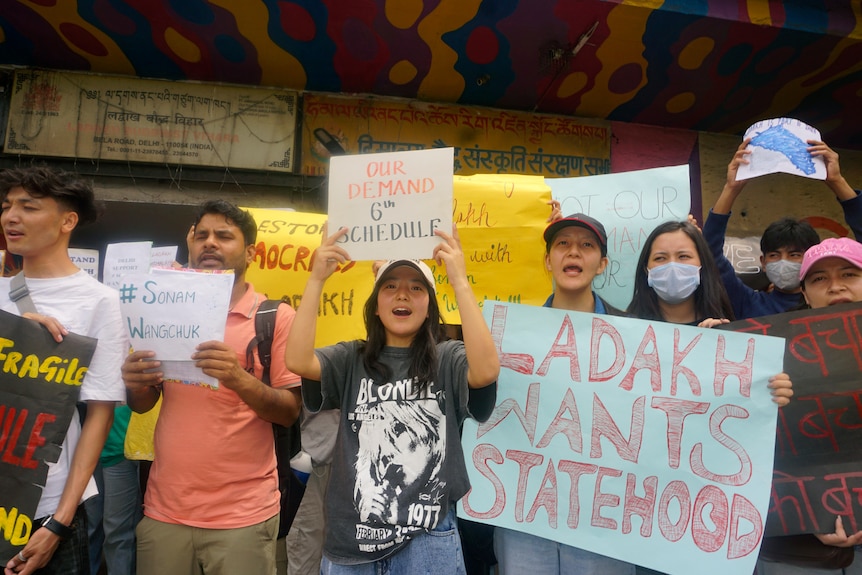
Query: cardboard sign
461 303 784 575
720 303 862 536
327 148 454 261
0 310 97 561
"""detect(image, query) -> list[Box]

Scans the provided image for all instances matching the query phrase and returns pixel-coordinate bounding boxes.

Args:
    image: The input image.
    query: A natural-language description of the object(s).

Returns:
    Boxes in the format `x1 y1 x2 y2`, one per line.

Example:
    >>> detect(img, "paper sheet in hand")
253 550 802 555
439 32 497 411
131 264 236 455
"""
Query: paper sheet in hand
736 118 826 181
119 268 233 388
327 147 454 261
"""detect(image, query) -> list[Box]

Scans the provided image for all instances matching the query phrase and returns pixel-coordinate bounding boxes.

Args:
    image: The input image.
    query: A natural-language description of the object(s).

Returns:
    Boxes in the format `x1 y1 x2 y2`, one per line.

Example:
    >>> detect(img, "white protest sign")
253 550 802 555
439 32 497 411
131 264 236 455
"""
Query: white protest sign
549 165 691 310
119 268 233 388
737 118 826 181
461 302 785 575
150 245 179 269
68 248 100 278
327 147 454 261
104 241 152 288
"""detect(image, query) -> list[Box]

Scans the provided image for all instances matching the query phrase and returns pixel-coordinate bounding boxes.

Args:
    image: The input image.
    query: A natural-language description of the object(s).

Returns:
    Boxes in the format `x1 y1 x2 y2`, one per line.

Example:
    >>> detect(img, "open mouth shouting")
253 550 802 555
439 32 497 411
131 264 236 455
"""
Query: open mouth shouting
392 307 412 317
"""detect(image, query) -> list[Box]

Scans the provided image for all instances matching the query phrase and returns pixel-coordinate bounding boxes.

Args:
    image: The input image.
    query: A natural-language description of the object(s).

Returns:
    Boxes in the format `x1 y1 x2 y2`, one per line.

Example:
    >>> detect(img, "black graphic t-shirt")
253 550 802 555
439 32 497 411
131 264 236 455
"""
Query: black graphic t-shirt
303 339 495 564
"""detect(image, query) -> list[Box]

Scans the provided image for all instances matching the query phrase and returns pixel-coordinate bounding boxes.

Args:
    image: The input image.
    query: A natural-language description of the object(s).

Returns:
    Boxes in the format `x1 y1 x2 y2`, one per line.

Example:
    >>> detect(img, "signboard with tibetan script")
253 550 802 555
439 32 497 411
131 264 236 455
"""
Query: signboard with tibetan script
5 70 297 172
301 93 610 178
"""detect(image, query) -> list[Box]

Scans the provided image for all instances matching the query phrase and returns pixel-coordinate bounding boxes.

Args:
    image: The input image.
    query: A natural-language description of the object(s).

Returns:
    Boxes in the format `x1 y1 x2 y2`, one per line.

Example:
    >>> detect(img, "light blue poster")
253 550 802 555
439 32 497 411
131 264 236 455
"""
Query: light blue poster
548 165 690 310
459 302 785 575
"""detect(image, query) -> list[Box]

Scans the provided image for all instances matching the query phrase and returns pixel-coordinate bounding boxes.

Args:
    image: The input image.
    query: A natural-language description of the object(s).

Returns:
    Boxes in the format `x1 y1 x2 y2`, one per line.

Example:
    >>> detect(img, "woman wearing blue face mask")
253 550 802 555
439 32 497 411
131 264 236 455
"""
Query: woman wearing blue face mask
627 220 735 327
629 222 793 575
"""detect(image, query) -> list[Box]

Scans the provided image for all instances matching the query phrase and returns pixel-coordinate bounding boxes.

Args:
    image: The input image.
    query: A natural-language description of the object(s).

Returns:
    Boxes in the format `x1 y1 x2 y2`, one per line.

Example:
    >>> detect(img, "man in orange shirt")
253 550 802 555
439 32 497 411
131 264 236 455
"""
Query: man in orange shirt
122 200 302 575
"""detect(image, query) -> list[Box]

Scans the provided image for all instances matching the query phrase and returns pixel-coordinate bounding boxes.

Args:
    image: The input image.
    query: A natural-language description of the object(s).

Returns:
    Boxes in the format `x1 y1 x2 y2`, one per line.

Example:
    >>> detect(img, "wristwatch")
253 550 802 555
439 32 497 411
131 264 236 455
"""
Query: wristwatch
41 515 74 539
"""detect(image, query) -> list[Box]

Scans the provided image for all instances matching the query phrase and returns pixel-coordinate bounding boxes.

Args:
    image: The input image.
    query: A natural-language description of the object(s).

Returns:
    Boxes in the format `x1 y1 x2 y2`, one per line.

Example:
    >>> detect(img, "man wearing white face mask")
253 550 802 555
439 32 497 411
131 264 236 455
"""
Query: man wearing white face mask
703 138 862 319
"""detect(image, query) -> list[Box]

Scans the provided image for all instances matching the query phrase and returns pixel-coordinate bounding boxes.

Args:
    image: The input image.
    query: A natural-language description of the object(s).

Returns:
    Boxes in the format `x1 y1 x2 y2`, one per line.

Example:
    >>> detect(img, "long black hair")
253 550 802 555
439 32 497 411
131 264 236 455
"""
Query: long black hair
359 267 446 395
627 220 734 322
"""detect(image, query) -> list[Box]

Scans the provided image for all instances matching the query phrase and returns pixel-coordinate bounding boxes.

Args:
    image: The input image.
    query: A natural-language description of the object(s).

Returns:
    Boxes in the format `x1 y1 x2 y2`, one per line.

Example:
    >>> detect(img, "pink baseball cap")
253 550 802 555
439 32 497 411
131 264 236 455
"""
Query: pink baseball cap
799 238 862 281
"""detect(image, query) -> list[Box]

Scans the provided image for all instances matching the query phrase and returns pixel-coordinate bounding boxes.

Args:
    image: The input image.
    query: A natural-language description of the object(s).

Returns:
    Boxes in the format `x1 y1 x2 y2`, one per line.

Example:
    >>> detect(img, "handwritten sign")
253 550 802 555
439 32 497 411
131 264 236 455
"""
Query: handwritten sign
548 165 691 310
327 148 454 261
244 209 371 347
0 310 97 562
737 118 826 181
246 175 552 336
720 303 862 536
149 246 179 269
118 269 232 388
439 174 552 323
460 302 784 575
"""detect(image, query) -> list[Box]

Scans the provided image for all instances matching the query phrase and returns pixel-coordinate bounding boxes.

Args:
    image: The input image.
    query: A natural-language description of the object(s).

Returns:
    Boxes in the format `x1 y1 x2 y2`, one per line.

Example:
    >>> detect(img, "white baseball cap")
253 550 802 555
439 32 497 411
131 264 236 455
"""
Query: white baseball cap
374 259 436 294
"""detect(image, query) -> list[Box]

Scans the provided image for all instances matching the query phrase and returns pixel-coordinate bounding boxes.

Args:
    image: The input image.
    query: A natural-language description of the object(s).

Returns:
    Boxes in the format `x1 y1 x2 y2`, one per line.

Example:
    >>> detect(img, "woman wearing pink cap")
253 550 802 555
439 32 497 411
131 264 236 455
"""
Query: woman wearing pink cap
756 237 862 575
799 237 862 310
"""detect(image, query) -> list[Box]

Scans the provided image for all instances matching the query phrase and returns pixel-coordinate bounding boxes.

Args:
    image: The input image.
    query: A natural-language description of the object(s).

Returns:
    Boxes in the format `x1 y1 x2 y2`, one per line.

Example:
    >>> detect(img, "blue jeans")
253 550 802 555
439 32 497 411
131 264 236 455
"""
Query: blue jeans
321 508 465 575
494 526 636 575
85 459 142 575
103 459 142 575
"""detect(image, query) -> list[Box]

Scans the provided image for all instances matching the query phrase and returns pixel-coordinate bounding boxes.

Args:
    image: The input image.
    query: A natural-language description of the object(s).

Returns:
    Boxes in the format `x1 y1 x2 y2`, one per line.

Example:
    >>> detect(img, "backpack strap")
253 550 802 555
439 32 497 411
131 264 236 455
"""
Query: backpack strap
9 272 38 315
247 298 302 457
246 298 281 385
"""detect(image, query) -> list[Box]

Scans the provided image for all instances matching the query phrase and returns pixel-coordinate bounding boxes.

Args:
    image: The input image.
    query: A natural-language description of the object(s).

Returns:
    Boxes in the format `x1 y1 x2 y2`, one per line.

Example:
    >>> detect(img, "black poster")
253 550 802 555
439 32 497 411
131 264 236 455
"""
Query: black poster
0 309 97 561
721 302 862 536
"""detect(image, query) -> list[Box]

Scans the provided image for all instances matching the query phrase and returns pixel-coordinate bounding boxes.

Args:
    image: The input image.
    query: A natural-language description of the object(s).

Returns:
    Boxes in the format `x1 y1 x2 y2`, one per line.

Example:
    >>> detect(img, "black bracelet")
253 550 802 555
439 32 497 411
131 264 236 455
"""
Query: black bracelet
41 515 74 539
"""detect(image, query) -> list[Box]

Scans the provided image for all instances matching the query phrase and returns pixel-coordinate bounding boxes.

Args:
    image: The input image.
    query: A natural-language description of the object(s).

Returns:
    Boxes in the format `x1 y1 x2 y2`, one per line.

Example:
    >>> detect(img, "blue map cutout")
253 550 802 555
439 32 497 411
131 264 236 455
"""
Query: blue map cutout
749 125 816 175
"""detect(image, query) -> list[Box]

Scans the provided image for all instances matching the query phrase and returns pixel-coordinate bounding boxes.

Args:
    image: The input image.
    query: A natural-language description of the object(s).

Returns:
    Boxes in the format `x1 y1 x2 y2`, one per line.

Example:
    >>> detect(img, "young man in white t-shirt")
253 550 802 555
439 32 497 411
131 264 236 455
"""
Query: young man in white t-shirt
1 166 127 575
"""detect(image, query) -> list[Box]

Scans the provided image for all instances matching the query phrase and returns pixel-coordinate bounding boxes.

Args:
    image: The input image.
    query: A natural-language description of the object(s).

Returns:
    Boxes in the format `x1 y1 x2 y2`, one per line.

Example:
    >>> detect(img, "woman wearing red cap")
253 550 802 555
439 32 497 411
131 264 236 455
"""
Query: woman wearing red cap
493 212 636 575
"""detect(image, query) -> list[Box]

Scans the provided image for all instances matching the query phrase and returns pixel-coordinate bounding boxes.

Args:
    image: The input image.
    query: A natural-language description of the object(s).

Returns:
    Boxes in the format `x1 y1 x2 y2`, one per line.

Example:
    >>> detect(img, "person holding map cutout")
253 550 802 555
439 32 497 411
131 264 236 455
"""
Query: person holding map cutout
703 133 862 320
755 237 862 575
1 166 128 575
492 212 636 575
122 200 303 575
284 223 498 574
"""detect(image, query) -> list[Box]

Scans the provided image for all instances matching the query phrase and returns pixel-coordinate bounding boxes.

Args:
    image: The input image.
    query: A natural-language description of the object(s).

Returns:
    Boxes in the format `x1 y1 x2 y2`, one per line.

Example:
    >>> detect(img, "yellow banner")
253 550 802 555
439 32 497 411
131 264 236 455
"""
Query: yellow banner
439 174 553 322
245 210 372 347
301 93 610 178
244 175 552 344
